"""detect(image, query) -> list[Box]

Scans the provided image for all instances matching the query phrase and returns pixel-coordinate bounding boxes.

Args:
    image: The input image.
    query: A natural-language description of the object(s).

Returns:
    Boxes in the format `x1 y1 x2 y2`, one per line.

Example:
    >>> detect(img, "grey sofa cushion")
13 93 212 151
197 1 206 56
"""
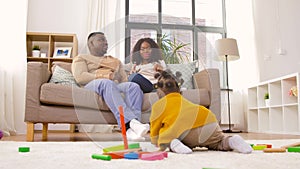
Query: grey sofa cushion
40 83 110 111
49 65 79 87
167 61 197 89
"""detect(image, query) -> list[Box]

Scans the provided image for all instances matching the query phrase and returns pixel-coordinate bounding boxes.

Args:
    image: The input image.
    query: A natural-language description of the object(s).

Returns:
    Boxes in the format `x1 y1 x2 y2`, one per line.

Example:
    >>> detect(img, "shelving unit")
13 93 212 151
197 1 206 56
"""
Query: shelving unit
247 73 300 135
26 32 78 70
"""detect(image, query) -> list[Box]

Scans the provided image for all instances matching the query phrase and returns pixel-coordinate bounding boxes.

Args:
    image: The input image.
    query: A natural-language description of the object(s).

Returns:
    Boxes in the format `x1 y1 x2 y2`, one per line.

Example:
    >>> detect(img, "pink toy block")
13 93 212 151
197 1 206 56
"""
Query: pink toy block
140 152 167 161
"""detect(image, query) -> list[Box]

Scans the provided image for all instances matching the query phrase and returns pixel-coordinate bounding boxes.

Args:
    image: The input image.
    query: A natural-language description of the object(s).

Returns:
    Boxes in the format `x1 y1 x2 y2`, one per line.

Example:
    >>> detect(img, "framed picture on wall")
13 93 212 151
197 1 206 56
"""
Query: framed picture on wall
53 47 72 58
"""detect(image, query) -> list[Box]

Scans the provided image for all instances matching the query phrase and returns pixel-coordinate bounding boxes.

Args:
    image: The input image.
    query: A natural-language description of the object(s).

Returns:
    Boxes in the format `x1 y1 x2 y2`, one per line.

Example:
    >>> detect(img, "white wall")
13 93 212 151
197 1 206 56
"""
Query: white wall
27 0 126 59
253 0 300 82
27 0 89 54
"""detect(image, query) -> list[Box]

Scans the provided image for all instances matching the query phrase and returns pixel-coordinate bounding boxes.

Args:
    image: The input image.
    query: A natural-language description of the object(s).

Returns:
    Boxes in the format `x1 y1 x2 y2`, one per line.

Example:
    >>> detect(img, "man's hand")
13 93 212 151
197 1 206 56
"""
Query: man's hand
96 69 114 80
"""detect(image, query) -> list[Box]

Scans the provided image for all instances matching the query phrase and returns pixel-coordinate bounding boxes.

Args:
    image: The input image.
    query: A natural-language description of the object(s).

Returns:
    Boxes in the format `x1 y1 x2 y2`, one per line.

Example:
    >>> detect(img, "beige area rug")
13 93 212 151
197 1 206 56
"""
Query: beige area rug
1 139 300 169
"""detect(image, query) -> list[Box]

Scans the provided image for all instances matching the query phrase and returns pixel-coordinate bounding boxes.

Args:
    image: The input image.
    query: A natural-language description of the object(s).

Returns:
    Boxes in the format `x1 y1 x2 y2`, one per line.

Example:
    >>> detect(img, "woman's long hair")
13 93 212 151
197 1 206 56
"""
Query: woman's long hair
131 38 163 65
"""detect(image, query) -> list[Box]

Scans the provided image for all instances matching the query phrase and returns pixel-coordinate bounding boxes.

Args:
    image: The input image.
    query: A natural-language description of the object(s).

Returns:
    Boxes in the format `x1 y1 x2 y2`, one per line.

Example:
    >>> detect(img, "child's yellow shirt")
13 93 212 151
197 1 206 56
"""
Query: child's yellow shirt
150 93 217 146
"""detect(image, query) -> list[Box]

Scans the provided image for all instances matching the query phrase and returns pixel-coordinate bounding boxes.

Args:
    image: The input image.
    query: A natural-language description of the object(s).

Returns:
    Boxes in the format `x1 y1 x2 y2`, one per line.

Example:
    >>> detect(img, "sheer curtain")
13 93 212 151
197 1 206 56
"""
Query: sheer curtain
0 0 28 136
0 68 15 136
79 0 125 132
87 0 125 61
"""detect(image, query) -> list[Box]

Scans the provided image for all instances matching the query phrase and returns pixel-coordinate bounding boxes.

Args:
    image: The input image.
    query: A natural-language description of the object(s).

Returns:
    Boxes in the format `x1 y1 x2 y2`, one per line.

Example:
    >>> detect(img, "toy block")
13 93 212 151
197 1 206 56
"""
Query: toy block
124 152 139 160
252 145 267 150
102 143 140 153
140 152 167 161
257 144 272 148
287 146 300 153
263 148 286 153
91 154 112 161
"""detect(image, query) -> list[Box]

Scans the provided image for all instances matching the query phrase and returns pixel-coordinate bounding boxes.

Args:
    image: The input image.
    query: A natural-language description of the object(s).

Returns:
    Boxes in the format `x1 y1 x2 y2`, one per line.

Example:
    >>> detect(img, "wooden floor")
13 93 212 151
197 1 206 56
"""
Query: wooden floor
2 130 300 142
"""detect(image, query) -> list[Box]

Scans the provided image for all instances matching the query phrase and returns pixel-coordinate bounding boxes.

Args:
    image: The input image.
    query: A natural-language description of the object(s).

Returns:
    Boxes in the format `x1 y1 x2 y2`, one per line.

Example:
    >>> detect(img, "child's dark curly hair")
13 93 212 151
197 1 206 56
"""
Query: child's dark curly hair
154 69 184 96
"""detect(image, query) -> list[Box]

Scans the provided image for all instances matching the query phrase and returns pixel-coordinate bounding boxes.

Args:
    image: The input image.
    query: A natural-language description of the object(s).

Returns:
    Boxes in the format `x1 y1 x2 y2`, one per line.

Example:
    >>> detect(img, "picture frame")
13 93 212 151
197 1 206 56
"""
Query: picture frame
53 47 72 58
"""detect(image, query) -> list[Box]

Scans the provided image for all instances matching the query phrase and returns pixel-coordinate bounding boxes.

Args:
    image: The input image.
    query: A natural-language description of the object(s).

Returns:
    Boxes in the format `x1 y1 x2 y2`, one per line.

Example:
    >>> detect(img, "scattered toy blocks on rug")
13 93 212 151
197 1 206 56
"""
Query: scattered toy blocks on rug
103 148 142 159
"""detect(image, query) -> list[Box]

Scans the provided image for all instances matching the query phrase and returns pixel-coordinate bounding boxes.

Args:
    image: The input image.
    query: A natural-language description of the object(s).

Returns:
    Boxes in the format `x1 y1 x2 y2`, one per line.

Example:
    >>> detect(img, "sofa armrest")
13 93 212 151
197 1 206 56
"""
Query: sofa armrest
25 62 51 122
193 68 221 122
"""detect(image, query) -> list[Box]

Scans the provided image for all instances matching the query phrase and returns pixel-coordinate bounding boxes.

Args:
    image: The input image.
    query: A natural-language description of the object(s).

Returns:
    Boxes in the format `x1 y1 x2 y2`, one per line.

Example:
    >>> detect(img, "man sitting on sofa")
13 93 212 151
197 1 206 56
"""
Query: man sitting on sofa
72 32 149 140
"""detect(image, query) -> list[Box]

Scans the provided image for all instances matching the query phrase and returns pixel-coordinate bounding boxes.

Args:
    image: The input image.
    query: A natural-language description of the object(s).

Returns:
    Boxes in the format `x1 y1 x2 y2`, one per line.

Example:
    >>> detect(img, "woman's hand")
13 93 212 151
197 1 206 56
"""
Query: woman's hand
130 64 140 74
154 64 163 72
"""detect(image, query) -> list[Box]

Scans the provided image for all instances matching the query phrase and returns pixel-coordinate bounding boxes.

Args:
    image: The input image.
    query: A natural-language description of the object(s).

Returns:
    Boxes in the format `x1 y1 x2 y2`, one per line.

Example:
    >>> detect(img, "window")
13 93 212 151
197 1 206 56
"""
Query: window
125 0 226 73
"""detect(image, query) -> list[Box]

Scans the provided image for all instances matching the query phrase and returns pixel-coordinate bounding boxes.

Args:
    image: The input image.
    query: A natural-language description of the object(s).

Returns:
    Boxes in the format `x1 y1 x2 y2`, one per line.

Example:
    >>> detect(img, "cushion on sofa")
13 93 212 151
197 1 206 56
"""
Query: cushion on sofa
49 65 79 87
167 61 197 89
40 83 110 111
52 61 72 72
181 88 210 107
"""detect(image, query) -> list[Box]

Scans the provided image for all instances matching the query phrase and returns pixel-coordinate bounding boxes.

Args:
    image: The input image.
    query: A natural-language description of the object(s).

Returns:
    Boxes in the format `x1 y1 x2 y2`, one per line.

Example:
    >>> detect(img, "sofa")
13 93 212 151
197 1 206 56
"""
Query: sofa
25 61 221 141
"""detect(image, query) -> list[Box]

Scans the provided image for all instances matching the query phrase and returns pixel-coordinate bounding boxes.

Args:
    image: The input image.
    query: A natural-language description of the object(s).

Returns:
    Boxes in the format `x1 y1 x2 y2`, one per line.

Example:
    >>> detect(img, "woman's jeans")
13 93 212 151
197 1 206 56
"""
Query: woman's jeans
128 73 154 93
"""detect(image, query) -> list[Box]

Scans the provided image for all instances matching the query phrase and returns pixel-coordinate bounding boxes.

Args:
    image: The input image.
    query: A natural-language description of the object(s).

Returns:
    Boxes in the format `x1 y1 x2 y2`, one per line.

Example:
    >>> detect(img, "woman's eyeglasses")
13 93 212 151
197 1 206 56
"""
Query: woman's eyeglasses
140 47 152 52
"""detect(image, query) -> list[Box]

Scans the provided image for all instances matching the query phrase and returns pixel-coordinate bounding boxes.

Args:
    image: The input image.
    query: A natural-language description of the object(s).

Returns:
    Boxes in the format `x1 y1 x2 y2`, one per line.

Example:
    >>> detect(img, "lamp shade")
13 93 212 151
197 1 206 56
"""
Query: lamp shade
215 38 240 61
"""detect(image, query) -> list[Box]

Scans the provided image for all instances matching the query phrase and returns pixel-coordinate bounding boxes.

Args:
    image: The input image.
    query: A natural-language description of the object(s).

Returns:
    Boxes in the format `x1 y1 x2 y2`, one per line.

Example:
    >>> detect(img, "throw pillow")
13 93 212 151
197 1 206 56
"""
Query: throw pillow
49 65 79 87
167 61 197 89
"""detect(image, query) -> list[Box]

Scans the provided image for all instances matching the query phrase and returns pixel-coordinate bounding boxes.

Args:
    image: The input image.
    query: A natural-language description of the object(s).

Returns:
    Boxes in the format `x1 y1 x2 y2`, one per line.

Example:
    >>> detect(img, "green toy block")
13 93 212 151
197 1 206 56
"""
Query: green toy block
103 143 140 152
19 147 30 153
287 146 300 153
91 154 112 161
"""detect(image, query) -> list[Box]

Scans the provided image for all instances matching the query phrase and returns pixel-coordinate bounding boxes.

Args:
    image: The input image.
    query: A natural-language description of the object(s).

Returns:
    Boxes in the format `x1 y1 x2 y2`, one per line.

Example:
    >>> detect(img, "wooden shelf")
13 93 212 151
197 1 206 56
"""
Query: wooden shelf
26 32 78 70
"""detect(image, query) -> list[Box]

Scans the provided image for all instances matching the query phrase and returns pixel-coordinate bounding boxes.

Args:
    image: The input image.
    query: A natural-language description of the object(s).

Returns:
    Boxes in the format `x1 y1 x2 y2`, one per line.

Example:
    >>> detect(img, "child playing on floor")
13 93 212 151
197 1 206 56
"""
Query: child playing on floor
149 70 252 154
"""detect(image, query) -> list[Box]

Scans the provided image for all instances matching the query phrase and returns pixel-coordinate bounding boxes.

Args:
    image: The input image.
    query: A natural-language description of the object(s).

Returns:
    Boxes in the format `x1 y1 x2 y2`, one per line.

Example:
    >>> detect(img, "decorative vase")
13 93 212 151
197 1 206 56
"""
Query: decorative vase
265 99 270 107
32 50 40 57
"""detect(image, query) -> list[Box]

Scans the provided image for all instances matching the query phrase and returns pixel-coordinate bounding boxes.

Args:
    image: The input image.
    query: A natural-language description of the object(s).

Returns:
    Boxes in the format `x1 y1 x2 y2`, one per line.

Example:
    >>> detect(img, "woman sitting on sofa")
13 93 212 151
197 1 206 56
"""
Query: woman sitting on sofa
129 37 166 93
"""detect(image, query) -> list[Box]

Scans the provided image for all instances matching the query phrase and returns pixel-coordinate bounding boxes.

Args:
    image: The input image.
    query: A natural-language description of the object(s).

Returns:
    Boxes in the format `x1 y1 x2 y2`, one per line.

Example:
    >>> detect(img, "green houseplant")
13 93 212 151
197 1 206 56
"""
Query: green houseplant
157 34 190 64
32 45 41 57
264 92 270 106
264 93 269 100
32 45 41 50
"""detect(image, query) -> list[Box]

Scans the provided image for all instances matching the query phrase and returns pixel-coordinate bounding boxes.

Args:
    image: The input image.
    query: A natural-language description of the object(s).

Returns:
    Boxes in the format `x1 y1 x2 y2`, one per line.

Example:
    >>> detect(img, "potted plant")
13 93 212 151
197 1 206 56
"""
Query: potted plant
264 92 270 106
158 34 190 64
32 45 41 57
